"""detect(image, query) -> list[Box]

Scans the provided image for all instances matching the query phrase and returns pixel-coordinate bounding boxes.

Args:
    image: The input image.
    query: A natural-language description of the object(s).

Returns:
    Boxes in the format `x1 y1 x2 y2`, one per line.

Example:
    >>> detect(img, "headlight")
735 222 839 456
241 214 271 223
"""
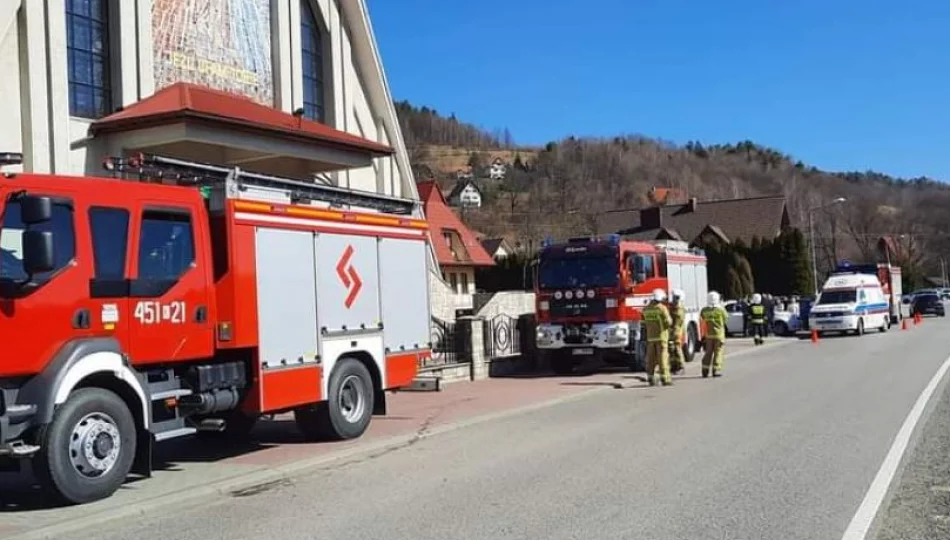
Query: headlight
586 289 595 299
554 290 563 300
565 291 574 299
603 324 629 344
576 289 585 300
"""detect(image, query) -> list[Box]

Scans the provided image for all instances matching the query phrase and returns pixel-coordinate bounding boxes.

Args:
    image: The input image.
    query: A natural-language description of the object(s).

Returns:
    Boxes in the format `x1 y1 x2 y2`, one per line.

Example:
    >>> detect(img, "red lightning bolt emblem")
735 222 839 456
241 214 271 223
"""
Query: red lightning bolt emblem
335 245 362 309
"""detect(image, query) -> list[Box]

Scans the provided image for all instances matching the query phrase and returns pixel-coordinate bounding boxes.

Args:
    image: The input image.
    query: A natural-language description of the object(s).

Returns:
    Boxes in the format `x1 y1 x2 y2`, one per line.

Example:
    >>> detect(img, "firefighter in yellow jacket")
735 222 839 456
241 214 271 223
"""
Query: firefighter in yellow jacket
700 291 729 378
643 288 673 386
668 289 687 375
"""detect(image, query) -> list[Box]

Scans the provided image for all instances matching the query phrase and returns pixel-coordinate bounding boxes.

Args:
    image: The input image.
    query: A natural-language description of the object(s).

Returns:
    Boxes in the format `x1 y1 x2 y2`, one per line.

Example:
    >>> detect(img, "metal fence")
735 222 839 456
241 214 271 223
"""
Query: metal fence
483 314 523 359
424 318 472 368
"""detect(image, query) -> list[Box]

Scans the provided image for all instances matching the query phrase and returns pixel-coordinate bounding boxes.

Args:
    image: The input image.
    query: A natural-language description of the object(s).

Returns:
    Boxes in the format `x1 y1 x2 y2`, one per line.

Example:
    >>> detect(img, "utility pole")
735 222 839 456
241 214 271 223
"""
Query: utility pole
809 211 819 296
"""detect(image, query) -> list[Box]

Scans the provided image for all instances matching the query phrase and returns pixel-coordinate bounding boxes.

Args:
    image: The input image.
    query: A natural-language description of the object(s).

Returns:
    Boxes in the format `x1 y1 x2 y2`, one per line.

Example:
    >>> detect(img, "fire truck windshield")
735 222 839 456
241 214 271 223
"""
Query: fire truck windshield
538 256 619 289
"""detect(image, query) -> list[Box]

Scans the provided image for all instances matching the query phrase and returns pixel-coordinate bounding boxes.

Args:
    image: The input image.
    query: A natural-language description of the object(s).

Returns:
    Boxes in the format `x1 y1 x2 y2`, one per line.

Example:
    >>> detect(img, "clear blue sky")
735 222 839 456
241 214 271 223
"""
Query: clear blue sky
366 0 950 181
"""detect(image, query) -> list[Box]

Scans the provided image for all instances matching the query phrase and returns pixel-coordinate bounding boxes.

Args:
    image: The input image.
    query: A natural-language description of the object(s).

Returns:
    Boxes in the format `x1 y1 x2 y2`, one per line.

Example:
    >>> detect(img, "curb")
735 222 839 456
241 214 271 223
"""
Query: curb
6 383 613 540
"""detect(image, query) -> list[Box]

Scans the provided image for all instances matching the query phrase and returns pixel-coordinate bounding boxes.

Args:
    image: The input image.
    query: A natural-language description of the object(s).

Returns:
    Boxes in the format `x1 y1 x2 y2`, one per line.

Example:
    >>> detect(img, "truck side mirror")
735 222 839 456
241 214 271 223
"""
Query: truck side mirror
20 195 52 225
22 230 54 275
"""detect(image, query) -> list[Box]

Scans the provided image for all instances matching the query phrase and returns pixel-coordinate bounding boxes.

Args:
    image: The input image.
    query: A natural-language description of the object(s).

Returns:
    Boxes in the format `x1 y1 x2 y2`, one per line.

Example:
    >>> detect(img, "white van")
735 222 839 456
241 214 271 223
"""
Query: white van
809 273 891 336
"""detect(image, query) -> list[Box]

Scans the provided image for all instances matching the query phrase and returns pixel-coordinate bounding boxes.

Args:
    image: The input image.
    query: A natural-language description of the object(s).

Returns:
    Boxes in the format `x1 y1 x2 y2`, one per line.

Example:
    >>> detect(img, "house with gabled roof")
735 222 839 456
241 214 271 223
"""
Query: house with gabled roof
446 179 483 208
418 181 495 305
600 196 791 245
489 157 507 180
480 237 514 260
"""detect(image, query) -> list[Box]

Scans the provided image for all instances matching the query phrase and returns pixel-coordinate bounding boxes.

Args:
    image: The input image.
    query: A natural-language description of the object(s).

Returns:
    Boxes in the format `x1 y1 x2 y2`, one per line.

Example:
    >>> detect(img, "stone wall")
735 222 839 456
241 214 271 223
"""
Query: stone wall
413 315 539 389
474 291 536 320
429 269 472 321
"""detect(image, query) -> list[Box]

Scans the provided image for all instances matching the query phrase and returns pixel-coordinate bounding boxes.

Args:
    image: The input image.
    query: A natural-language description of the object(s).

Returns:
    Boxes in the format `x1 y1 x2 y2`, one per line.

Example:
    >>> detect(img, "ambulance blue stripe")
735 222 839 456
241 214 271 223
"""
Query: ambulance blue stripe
856 302 890 314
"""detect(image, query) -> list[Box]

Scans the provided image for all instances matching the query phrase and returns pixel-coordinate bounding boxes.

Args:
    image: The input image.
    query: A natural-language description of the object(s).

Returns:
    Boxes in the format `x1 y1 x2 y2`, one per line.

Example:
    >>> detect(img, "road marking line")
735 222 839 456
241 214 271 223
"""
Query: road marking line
840 351 950 540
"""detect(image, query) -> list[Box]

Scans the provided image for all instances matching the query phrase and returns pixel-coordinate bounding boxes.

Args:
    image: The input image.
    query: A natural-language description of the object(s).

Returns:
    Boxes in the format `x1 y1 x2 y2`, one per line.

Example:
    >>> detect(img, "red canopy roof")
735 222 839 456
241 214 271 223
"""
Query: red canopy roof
418 181 495 267
90 82 393 156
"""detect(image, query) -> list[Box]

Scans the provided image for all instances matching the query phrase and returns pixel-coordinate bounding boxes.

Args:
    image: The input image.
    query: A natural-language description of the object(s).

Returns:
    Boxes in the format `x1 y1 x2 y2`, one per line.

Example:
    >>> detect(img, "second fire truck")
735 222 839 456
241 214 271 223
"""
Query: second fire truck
534 235 708 374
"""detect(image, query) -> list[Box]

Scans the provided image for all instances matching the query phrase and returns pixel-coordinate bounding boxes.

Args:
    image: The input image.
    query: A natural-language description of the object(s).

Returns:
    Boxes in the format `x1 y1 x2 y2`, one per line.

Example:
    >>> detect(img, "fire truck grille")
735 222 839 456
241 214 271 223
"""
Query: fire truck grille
549 299 606 318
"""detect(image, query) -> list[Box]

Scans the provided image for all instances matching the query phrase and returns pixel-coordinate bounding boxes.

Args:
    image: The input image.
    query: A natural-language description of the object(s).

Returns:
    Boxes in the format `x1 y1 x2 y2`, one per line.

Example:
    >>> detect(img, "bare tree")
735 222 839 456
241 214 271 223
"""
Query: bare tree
843 199 887 262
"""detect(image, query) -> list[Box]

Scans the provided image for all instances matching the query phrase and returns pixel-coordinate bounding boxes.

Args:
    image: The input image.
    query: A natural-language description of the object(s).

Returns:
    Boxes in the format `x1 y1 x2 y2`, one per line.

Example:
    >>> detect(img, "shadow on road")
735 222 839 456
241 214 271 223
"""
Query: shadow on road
490 365 641 381
0 417 345 512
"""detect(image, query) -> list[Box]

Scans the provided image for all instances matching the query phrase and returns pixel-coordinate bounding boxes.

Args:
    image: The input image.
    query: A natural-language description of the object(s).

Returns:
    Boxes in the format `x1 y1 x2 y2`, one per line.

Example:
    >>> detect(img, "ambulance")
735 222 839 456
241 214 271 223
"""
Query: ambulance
808 272 891 336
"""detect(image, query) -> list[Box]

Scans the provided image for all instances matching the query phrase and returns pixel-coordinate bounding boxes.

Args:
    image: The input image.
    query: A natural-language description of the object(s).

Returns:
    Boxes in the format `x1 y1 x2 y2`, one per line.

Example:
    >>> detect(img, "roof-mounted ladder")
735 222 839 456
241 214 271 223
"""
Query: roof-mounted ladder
103 153 417 216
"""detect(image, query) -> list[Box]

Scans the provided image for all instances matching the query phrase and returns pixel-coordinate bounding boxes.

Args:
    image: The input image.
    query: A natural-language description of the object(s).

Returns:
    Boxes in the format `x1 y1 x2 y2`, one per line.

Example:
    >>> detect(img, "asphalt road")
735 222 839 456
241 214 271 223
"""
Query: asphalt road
48 319 950 540
873 319 950 540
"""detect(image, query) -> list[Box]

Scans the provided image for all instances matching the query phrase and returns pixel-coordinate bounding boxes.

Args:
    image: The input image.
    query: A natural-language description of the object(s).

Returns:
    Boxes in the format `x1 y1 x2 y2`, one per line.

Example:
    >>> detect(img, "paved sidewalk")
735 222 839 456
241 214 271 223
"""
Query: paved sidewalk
0 337 782 539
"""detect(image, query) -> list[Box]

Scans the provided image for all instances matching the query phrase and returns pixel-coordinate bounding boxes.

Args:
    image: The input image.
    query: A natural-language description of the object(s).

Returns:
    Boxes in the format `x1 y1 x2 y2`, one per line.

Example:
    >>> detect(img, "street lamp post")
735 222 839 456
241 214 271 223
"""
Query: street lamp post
808 197 847 295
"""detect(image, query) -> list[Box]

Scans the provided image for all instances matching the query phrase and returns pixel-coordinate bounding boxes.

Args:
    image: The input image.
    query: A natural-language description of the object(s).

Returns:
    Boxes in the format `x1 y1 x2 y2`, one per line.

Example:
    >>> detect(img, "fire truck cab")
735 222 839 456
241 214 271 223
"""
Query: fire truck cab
534 235 708 375
0 153 430 504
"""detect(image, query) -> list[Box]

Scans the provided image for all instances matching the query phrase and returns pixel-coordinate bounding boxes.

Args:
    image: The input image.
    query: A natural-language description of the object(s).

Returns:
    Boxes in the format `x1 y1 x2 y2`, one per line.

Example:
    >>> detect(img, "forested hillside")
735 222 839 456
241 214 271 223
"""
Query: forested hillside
394 101 515 150
396 102 950 286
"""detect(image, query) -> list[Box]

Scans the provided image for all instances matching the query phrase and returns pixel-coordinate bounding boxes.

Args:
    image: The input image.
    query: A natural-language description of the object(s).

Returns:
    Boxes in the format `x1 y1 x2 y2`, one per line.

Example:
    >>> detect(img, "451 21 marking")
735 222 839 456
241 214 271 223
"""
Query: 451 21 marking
133 300 186 325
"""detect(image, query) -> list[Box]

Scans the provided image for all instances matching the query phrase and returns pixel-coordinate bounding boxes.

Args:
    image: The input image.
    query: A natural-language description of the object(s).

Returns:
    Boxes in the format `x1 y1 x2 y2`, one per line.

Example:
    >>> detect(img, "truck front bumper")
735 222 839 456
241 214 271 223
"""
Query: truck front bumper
535 322 640 351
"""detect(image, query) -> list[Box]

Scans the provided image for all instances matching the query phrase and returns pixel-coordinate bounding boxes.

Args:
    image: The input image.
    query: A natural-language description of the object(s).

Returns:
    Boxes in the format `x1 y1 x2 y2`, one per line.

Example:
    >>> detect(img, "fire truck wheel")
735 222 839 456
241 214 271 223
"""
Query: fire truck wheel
32 388 137 505
683 324 699 363
295 358 374 441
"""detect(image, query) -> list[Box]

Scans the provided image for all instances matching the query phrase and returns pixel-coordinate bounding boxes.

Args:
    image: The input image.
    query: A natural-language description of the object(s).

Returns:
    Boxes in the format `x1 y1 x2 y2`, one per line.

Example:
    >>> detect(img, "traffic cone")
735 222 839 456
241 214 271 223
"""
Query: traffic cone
811 329 819 343
915 312 922 325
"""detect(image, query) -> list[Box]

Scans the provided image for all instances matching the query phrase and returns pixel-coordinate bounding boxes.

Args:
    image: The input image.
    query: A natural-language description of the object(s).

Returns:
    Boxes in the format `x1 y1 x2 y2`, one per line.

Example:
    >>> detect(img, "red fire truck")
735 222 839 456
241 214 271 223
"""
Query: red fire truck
534 236 708 374
0 153 431 503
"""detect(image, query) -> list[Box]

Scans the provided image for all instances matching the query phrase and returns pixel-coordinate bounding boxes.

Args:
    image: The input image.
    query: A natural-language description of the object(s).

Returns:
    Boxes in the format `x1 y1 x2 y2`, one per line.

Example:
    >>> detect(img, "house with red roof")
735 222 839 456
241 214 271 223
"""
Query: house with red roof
417 181 495 301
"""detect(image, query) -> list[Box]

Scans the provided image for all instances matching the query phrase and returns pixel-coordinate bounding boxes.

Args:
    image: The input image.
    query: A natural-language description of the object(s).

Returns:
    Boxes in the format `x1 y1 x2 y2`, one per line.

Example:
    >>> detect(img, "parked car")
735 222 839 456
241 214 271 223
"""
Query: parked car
723 300 747 336
911 293 946 318
771 310 801 336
